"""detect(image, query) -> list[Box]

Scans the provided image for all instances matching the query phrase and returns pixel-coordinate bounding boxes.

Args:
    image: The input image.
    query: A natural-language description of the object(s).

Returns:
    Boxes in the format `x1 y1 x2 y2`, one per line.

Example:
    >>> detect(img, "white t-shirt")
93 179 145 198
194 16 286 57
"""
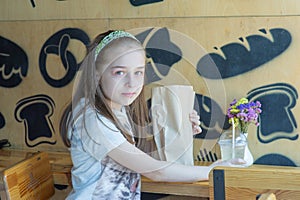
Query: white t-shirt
66 100 141 199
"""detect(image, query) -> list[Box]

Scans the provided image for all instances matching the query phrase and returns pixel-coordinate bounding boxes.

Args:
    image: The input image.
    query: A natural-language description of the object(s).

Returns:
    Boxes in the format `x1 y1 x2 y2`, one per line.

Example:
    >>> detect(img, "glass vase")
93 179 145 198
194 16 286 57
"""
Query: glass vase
242 132 254 166
218 129 253 166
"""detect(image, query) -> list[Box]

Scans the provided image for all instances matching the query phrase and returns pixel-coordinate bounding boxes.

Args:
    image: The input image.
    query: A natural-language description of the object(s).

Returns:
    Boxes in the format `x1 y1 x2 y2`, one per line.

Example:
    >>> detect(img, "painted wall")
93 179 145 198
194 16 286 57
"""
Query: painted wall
1 0 300 166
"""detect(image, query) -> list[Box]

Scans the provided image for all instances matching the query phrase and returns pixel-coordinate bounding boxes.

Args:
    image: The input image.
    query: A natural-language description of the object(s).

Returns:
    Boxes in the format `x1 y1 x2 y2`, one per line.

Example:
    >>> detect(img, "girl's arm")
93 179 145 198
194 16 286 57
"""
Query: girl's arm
108 141 233 182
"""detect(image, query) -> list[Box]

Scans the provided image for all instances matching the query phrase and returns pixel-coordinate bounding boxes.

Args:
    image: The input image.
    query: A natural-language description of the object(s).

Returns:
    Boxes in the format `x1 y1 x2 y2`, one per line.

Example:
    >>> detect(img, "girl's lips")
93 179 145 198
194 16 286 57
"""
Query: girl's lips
122 93 136 98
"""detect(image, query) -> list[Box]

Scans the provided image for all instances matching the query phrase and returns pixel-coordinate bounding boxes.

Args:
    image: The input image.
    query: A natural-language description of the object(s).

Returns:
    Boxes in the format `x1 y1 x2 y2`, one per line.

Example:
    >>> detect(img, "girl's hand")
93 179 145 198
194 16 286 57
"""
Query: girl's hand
189 110 202 135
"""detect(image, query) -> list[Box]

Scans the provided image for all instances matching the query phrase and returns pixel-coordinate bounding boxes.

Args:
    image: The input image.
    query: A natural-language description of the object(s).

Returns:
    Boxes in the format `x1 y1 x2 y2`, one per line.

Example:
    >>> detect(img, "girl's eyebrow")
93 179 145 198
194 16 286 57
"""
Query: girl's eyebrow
111 66 145 69
111 66 126 69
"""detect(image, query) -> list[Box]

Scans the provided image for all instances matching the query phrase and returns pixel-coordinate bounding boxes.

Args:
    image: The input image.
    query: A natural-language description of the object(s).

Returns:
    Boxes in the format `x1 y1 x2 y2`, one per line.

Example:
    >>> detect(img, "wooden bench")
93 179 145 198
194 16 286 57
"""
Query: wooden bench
1 152 55 199
0 149 72 186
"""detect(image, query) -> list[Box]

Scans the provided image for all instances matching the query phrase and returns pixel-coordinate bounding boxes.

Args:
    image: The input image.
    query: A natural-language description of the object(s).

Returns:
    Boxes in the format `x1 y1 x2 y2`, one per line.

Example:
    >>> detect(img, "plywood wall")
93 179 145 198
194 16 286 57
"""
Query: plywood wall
1 0 300 166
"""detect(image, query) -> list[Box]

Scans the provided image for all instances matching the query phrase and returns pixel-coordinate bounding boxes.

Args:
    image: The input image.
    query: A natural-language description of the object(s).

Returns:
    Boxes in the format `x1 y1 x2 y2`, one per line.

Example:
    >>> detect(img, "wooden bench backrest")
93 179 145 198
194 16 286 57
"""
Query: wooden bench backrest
209 165 300 200
3 152 55 200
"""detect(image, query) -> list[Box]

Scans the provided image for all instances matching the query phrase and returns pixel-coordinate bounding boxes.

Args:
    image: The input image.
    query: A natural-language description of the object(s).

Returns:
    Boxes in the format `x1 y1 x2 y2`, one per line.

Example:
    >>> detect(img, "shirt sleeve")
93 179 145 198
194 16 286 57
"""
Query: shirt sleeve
74 107 126 161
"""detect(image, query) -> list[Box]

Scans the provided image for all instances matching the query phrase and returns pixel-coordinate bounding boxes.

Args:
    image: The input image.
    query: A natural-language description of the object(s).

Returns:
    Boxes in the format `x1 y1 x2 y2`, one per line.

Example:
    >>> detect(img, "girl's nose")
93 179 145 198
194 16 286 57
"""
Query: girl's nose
125 73 142 88
125 73 136 87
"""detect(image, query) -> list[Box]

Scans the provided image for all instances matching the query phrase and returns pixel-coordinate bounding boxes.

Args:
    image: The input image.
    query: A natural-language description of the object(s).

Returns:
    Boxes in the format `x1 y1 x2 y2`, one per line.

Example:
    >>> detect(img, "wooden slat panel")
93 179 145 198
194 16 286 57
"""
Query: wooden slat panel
110 17 300 166
0 19 108 152
2 152 55 199
1 17 300 165
209 165 300 200
1 0 300 21
109 0 300 18
0 149 72 186
0 0 108 21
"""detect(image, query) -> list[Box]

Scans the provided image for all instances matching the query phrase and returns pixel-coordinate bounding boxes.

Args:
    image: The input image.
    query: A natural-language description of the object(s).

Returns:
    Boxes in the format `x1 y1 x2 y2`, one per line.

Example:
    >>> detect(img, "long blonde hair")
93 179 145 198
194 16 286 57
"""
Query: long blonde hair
60 30 154 152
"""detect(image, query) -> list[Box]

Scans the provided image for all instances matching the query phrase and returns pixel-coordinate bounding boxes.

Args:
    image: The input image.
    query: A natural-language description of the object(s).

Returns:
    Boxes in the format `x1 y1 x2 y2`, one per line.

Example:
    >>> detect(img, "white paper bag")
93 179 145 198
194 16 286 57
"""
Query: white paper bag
151 85 195 165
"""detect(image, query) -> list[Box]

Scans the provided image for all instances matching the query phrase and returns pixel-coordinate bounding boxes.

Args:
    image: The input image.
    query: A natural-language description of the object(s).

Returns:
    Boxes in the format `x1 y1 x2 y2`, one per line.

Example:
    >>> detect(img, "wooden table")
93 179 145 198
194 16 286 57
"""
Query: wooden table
142 176 209 198
0 149 210 199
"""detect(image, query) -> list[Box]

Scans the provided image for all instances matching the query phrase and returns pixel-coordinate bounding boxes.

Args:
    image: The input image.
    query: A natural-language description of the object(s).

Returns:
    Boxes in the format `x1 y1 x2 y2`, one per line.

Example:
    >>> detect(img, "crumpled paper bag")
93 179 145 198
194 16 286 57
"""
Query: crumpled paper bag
151 85 195 165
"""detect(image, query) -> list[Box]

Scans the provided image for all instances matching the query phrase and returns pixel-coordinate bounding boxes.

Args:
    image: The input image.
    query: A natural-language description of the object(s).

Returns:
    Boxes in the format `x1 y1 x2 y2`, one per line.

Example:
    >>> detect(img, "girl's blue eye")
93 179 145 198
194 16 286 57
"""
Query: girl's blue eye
114 71 125 76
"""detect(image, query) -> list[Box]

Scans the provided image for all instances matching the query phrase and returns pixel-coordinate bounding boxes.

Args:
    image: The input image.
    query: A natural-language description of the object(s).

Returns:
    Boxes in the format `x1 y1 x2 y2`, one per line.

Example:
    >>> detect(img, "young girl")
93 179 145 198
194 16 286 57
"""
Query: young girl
60 30 235 199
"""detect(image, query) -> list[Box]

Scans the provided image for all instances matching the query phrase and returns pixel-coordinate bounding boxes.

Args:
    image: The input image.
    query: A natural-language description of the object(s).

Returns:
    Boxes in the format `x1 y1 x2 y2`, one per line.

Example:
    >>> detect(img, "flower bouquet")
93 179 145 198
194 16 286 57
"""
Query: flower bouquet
227 97 262 134
218 97 262 166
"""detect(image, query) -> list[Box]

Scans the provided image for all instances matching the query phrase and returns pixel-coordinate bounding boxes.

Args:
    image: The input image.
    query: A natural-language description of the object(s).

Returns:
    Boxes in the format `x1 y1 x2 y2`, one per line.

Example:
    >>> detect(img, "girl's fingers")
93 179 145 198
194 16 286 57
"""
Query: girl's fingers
189 110 202 135
190 116 201 126
189 113 200 123
193 124 202 135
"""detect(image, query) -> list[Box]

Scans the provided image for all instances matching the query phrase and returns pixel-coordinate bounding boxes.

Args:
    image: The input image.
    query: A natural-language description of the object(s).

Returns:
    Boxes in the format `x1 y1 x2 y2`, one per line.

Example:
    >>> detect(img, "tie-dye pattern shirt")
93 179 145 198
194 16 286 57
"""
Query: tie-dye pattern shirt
66 100 141 199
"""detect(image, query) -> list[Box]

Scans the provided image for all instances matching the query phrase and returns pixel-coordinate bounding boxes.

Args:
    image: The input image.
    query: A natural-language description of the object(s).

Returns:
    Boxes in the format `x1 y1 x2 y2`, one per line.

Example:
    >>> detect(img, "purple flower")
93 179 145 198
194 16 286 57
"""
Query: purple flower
227 97 262 132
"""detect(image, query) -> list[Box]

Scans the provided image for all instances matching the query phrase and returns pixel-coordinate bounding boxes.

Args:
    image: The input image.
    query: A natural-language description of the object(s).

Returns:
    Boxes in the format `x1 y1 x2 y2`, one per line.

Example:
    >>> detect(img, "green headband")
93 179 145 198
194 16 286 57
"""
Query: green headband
94 30 139 61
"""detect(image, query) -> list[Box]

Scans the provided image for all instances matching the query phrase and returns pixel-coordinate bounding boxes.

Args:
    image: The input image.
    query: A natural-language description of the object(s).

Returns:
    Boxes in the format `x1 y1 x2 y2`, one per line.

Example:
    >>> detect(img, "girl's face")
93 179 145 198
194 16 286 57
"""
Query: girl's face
100 46 145 110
